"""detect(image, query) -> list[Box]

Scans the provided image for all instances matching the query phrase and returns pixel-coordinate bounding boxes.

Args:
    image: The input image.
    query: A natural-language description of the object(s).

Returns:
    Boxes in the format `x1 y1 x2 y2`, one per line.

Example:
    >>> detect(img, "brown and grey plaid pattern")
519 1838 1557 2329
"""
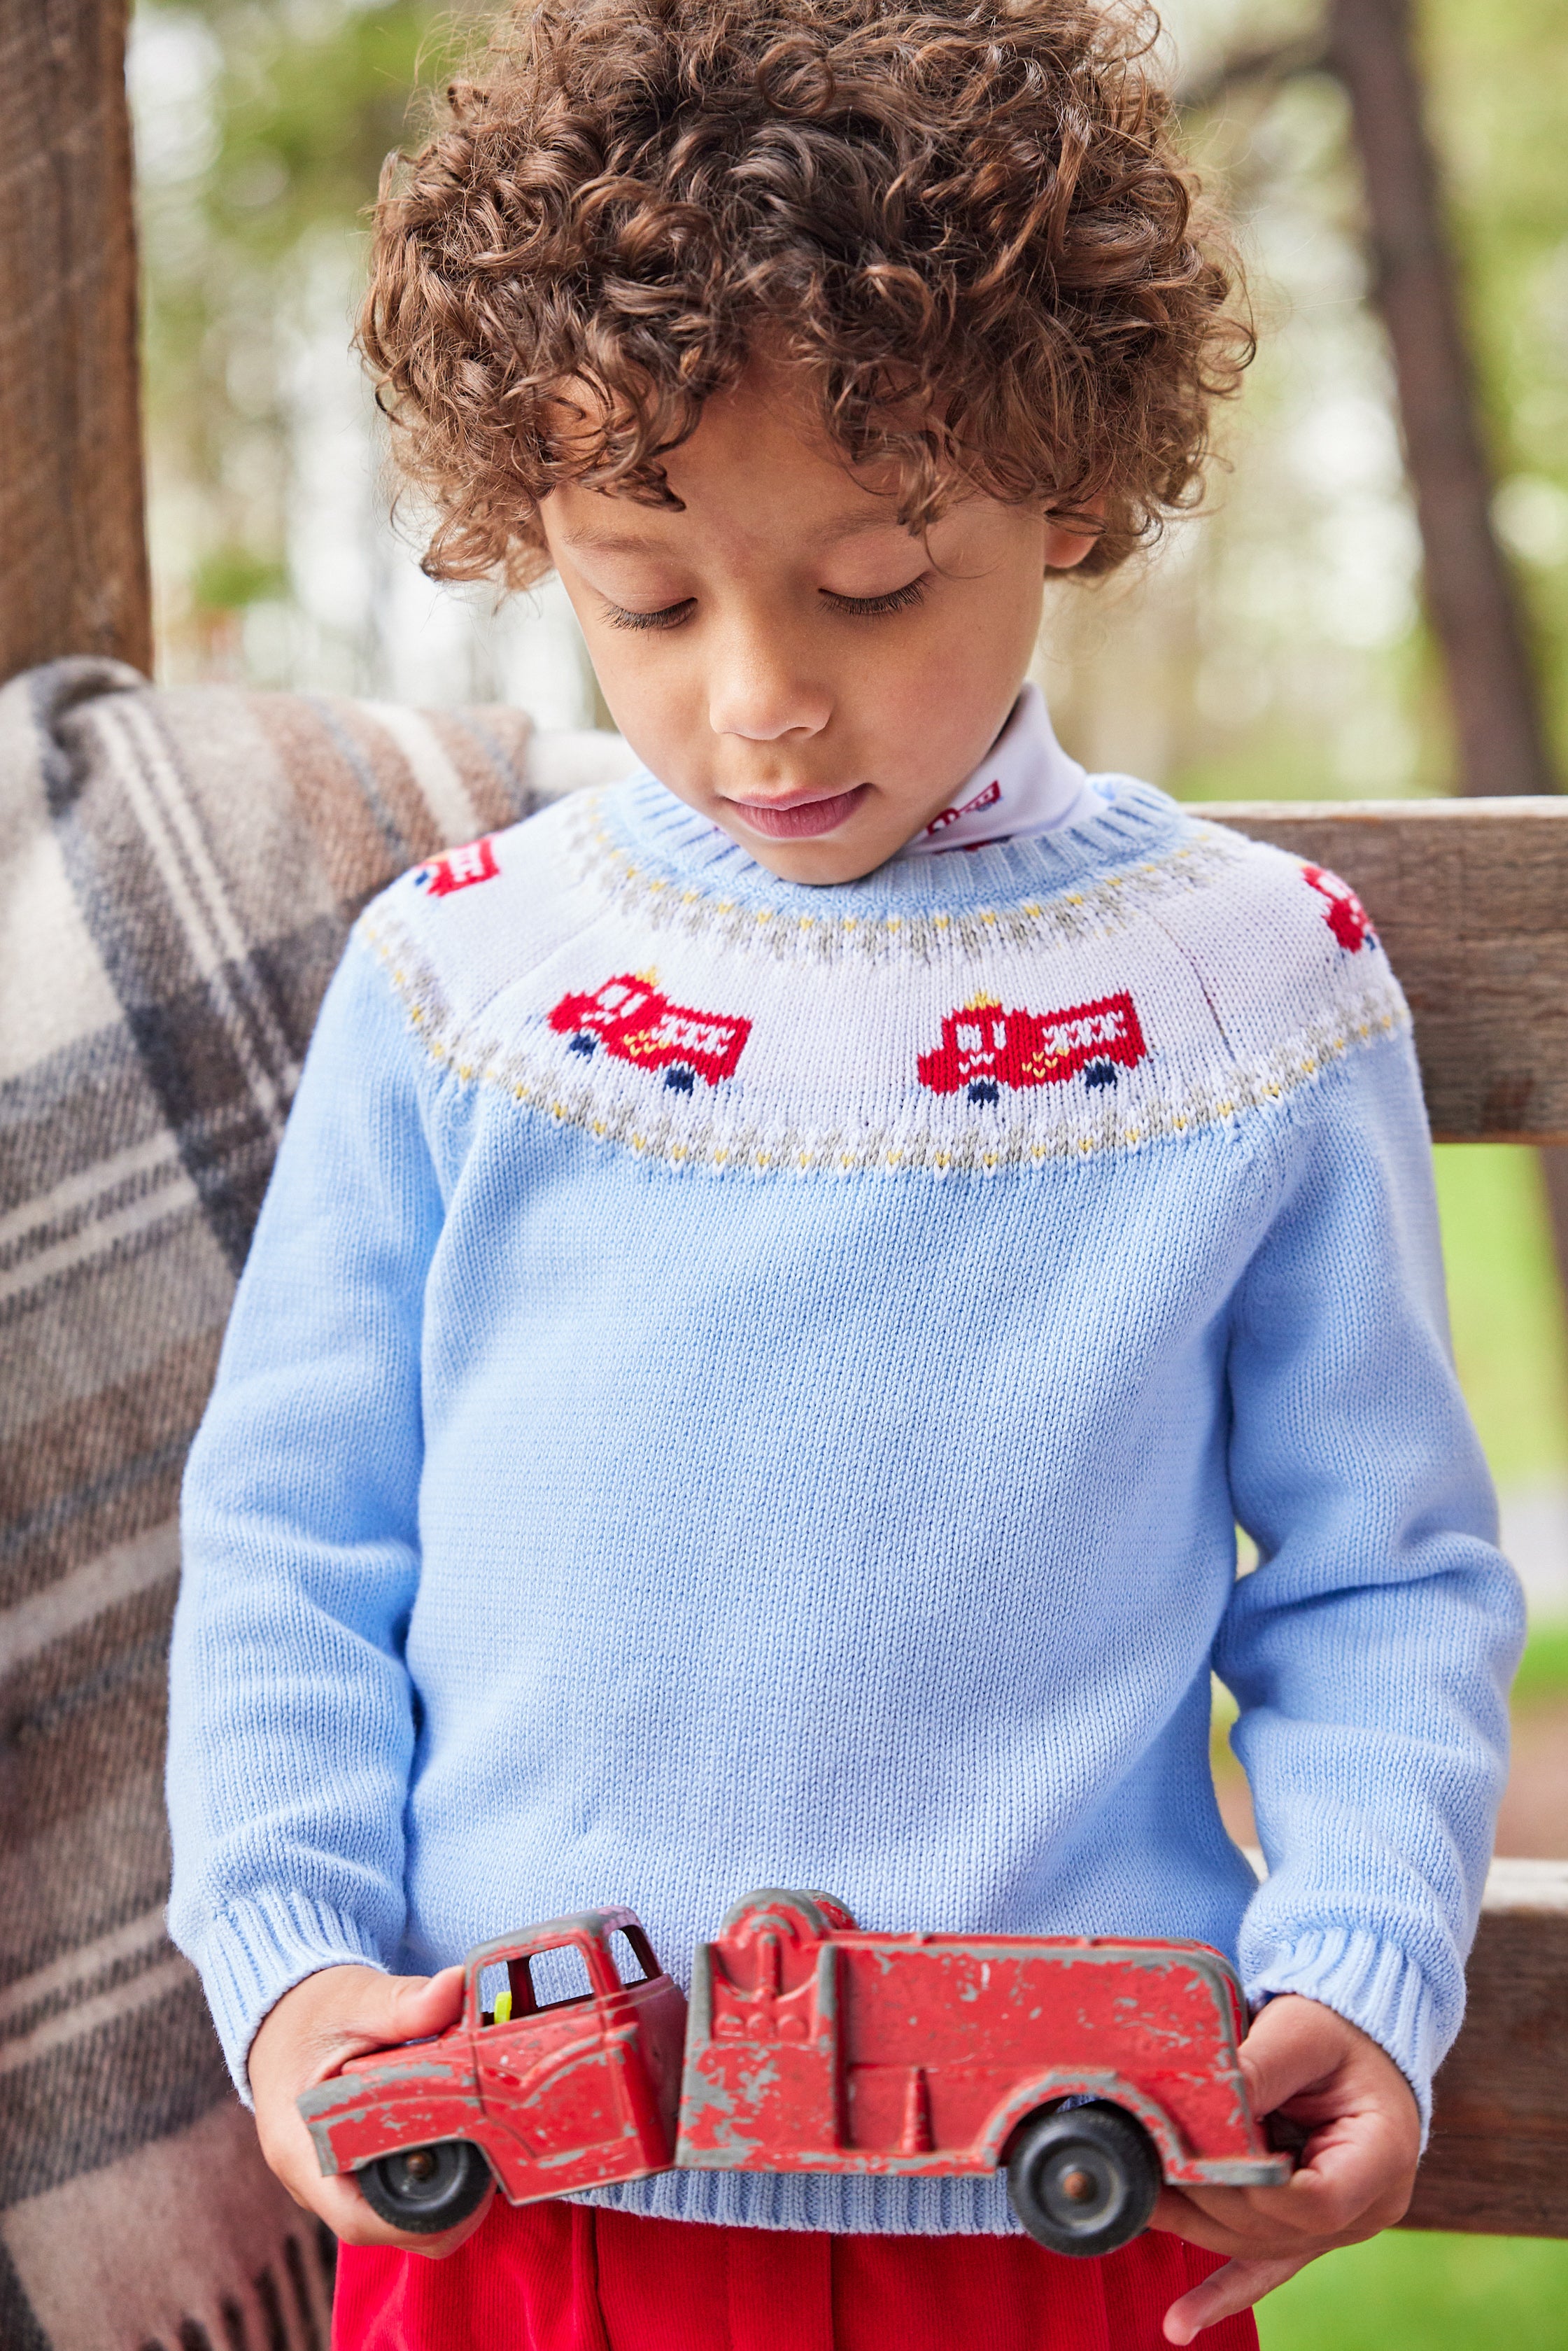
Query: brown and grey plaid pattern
0 657 628 2350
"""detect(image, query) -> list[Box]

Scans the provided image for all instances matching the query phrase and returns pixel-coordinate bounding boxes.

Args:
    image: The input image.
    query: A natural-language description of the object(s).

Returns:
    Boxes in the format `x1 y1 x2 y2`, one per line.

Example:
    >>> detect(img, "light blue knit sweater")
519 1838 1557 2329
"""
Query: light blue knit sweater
167 765 1523 2234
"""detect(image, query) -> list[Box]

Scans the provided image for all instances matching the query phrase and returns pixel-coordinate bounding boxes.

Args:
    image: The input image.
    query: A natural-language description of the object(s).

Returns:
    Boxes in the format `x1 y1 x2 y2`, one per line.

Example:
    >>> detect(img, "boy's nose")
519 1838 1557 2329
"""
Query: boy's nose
708 643 831 743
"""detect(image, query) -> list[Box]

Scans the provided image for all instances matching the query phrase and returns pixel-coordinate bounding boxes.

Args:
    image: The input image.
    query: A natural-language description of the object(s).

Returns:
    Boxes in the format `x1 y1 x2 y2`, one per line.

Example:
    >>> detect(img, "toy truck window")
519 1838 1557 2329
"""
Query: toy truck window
607 1928 655 1985
476 1958 511 2024
526 1942 597 2009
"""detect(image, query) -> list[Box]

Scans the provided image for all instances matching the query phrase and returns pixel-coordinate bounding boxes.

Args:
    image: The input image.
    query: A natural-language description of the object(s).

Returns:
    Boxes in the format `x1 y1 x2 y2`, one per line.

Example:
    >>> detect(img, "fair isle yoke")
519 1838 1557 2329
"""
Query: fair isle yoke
362 769 1408 1181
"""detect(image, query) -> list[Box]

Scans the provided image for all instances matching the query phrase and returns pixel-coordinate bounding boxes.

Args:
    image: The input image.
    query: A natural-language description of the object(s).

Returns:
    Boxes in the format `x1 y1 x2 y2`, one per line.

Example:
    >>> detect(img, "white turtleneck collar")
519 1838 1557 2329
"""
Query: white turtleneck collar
901 682 1094 856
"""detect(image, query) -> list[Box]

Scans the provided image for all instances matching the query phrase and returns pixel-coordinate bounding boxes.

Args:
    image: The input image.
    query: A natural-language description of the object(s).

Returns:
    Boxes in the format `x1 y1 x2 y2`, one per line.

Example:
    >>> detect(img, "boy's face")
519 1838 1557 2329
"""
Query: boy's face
538 367 1096 884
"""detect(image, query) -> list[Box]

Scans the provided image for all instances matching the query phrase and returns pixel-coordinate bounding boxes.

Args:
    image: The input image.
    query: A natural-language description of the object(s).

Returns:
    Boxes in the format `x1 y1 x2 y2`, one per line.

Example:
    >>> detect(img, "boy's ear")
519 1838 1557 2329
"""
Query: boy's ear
1043 496 1107 571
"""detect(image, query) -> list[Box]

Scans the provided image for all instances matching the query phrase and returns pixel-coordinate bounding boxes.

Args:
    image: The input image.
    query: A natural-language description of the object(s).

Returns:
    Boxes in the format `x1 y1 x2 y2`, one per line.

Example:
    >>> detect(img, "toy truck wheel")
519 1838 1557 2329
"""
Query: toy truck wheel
1005 2103 1160 2259
354 2141 491 2234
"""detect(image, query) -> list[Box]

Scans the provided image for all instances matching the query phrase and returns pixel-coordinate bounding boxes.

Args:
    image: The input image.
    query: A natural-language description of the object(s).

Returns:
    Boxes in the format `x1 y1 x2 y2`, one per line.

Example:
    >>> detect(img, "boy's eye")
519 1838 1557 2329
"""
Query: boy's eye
600 598 696 633
820 576 929 618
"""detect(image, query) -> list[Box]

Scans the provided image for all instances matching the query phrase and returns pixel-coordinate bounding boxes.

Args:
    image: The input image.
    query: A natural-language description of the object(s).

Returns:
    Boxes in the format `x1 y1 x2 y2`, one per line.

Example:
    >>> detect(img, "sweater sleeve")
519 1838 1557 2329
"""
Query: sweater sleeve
167 930 444 2098
1217 1029 1525 2133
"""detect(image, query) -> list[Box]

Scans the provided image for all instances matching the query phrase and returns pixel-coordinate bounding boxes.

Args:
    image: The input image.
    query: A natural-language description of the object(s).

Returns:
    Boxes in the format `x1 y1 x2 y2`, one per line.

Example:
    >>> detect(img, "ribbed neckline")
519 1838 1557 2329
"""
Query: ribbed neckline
602 769 1197 920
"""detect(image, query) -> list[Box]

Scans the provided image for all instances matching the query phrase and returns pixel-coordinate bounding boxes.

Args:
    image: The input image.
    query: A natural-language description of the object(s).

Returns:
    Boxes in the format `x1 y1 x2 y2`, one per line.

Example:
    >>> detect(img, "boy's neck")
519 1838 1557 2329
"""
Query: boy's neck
900 684 1092 857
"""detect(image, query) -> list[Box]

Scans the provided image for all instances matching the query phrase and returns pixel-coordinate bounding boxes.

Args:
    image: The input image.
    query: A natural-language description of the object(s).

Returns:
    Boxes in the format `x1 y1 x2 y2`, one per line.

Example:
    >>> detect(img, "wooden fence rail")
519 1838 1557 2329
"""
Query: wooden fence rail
1206 799 1568 1143
1204 802 1568 2237
1401 1860 1568 2236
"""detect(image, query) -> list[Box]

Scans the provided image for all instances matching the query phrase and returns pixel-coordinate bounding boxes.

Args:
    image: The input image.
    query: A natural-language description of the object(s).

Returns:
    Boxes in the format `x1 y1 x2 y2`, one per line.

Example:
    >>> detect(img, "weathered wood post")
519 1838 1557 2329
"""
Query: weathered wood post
0 0 153 682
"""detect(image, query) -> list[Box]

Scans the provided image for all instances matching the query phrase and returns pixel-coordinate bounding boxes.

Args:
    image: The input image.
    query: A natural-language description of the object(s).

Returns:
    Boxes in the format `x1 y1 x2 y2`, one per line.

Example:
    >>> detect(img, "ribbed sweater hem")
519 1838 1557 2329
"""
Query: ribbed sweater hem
1246 1926 1438 2140
571 2163 1024 2235
192 1888 392 2104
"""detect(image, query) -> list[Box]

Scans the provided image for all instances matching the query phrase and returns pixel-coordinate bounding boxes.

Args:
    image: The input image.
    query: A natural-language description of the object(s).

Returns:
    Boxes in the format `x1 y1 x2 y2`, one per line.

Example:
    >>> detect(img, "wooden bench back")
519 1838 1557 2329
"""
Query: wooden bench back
1207 801 1568 2236
1205 801 1568 1144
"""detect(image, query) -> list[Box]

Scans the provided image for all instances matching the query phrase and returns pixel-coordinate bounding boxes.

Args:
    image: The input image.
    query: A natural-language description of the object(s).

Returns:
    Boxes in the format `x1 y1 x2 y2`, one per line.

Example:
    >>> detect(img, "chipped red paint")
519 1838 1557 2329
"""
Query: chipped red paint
297 1910 686 2206
674 1891 1288 2189
549 974 751 1086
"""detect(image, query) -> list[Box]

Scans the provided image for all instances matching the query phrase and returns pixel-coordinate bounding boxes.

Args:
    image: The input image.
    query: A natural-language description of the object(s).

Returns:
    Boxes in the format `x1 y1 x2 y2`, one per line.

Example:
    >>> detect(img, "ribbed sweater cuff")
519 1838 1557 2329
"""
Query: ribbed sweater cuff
1245 1926 1438 2142
197 1888 392 2105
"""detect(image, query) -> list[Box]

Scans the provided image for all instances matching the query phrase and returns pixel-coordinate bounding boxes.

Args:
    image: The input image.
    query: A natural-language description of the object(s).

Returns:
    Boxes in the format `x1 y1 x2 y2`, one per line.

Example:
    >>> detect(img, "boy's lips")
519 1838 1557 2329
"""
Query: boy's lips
724 783 871 840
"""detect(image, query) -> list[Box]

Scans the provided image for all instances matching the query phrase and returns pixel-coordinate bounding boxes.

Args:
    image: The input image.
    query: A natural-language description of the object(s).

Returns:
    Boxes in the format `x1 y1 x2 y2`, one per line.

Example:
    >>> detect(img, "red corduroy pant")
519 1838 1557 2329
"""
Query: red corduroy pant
332 2201 1259 2351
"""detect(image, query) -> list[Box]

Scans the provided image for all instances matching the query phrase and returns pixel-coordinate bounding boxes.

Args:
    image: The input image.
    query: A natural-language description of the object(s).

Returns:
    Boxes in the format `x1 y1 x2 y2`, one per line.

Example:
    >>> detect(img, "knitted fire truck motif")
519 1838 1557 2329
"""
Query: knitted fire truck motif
1303 866 1376 954
549 974 751 1093
415 838 500 898
919 991 1147 1107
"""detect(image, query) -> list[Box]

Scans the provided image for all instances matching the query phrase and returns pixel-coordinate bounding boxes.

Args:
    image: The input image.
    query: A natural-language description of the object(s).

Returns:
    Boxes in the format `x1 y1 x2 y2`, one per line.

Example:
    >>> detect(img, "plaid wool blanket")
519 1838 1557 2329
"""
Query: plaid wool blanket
0 658 633 2351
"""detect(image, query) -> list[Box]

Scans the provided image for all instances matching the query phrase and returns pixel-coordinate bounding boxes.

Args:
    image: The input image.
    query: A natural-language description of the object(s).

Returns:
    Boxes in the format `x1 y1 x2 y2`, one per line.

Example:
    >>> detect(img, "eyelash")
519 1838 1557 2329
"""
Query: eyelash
602 598 696 633
599 577 931 632
821 577 930 618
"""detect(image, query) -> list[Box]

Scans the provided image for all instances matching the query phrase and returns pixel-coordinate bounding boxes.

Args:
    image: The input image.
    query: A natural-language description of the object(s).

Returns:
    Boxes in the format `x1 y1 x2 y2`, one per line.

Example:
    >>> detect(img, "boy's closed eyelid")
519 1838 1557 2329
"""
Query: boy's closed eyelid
819 575 931 616
598 577 933 631
600 596 698 632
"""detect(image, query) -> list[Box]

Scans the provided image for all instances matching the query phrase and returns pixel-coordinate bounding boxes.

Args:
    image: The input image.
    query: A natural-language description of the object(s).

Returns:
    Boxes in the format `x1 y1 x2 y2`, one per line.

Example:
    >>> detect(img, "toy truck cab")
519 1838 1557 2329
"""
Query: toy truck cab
298 1909 686 2234
675 1890 1289 2257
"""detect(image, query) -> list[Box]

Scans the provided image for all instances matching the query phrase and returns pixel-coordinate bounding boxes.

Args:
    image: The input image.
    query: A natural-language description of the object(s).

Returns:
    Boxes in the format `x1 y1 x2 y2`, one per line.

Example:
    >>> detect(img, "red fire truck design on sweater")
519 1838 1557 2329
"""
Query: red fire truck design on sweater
414 837 500 897
919 991 1147 1106
1303 865 1376 954
550 974 751 1094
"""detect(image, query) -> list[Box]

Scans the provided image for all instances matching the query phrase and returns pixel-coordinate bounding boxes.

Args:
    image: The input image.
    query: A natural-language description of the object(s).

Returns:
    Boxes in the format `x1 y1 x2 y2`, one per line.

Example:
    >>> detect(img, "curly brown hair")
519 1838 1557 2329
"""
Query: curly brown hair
360 0 1250 586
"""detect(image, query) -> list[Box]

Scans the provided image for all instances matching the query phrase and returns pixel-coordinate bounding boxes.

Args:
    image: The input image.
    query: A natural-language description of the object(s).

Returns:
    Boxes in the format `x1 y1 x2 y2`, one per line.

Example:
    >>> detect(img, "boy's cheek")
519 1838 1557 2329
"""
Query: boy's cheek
584 635 998 853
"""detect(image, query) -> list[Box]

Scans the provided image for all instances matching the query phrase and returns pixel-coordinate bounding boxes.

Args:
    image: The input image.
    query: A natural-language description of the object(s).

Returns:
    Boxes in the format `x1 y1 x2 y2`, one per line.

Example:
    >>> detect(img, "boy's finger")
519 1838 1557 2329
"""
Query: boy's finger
360 1962 467 2046
1161 2254 1313 2345
1152 2133 1408 2261
299 1962 467 2079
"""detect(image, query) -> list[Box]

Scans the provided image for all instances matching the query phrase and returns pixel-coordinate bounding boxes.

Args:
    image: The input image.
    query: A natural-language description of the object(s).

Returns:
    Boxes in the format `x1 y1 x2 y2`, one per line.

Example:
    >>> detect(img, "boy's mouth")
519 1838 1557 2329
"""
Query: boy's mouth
724 783 871 840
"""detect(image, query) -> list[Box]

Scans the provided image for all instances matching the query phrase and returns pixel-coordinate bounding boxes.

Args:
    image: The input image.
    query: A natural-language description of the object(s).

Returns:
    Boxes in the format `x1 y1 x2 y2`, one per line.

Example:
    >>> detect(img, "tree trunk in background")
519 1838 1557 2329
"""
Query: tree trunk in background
1327 0 1555 801
1328 0 1568 1300
0 0 151 683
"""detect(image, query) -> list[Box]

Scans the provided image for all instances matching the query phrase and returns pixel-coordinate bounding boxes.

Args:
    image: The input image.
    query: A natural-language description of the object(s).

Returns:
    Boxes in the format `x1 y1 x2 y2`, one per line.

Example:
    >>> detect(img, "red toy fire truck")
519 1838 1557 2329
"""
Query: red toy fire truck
677 1890 1287 2255
297 1909 686 2233
917 991 1147 1106
303 1892 1286 2253
549 974 750 1092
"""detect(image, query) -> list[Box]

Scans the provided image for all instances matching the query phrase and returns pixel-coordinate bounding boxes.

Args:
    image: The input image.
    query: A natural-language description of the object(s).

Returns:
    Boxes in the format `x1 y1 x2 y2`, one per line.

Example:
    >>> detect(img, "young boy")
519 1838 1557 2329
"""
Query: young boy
166 4 1523 2346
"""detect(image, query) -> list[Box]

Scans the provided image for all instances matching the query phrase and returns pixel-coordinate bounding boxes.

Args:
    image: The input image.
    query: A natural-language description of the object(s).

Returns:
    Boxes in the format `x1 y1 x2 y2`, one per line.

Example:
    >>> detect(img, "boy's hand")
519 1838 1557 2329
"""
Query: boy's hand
1158 1992 1420 2343
248 1963 490 2257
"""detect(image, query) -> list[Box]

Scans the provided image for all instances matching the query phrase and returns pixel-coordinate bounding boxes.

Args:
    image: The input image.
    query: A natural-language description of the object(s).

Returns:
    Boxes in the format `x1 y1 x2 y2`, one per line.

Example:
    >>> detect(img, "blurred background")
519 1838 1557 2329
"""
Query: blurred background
126 3 1566 2338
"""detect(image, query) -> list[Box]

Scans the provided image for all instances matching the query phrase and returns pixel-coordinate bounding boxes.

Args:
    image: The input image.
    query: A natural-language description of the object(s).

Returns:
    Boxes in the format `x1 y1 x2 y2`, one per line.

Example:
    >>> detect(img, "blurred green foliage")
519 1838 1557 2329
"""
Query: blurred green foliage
1257 2226 1568 2348
1513 1617 1568 1703
1433 1144 1568 1487
190 544 288 610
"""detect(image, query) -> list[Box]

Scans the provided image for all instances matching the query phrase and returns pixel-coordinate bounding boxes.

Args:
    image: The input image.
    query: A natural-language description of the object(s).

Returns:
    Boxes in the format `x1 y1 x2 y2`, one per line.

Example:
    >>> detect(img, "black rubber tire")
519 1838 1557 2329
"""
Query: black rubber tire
1005 2103 1161 2258
355 2141 491 2234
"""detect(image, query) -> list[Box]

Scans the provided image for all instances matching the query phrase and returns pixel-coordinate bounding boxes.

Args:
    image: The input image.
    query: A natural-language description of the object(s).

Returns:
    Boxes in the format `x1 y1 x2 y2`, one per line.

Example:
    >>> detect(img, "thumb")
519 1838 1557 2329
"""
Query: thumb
251 1961 469 2159
318 1963 467 2075
1236 1993 1339 2119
